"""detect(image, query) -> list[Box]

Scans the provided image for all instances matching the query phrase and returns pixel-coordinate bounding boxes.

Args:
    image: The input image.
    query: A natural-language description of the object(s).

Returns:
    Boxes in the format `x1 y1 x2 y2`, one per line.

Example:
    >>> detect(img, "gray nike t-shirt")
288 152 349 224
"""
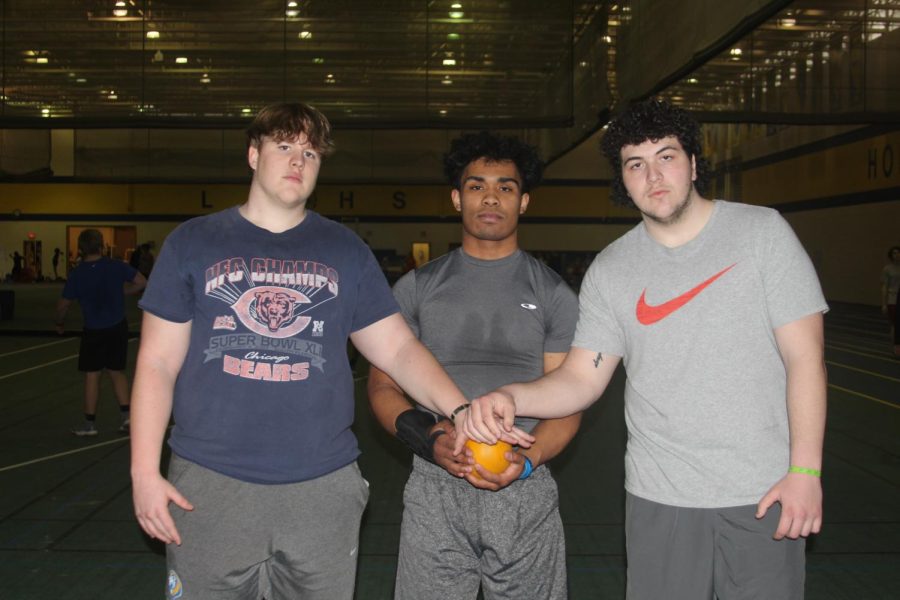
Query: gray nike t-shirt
573 200 828 507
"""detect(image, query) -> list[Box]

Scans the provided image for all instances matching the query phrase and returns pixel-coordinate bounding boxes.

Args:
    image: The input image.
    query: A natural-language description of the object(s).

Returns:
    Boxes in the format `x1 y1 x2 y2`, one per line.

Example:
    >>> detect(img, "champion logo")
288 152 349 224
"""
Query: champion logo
167 570 184 599
520 303 538 310
635 263 736 325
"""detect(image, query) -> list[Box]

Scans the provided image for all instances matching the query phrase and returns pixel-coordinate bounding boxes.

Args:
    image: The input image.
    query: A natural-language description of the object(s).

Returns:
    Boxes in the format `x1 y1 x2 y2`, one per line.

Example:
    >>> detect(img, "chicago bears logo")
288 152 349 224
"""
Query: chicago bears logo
255 290 297 332
232 286 312 338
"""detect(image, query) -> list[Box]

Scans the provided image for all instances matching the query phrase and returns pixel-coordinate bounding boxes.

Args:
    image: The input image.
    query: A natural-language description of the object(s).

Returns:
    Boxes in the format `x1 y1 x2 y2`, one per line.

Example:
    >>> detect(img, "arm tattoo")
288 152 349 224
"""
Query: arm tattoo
593 352 603 368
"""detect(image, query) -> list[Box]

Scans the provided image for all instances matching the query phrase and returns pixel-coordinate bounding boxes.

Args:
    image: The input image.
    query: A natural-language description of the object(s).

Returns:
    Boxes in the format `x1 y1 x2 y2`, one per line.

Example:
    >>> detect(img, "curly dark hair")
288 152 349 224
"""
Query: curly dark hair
600 98 711 208
246 102 335 156
443 131 544 192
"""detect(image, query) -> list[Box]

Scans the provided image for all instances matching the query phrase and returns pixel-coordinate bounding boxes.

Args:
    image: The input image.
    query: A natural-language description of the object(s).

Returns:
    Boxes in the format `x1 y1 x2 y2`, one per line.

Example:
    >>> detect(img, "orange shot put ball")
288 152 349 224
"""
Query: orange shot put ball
465 440 513 478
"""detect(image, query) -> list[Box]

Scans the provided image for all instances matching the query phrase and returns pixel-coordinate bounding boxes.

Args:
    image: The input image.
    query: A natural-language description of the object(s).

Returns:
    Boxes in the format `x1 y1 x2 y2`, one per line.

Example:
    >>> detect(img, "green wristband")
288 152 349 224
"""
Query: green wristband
788 465 821 477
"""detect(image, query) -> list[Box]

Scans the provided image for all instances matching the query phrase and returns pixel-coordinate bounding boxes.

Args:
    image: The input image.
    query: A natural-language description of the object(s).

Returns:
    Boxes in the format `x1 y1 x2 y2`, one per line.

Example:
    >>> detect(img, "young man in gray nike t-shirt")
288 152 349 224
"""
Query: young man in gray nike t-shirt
460 99 828 599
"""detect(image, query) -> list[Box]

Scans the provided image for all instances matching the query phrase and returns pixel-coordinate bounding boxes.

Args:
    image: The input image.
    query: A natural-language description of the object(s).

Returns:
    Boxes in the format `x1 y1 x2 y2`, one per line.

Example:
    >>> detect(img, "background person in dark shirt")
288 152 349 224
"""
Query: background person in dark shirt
56 229 147 436
52 247 62 280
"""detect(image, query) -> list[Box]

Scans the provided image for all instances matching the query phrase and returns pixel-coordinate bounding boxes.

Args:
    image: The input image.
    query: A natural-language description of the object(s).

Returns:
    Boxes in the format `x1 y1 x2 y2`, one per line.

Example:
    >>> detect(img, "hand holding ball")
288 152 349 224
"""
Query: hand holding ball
465 440 512 478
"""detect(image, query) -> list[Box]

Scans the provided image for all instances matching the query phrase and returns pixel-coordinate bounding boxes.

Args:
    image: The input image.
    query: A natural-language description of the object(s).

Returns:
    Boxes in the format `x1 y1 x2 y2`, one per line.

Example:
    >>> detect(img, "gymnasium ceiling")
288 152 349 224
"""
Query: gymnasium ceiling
1 0 596 127
2 0 898 131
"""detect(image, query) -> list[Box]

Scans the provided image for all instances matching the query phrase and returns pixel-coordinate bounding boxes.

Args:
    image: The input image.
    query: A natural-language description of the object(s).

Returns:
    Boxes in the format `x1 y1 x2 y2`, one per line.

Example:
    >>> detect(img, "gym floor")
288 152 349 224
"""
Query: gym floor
1 282 898 599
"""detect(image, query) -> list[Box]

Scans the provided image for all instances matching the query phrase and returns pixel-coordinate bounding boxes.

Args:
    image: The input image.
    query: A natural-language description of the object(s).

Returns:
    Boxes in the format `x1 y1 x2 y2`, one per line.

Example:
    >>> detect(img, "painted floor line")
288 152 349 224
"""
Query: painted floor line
0 354 79 381
0 436 129 473
825 360 900 383
829 383 897 410
826 342 899 363
0 337 77 359
0 338 138 381
826 322 889 337
825 334 885 349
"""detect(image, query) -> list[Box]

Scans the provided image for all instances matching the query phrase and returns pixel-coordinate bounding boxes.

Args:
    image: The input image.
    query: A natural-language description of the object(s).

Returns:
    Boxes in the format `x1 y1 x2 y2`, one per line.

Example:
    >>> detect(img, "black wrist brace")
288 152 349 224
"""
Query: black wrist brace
395 409 443 464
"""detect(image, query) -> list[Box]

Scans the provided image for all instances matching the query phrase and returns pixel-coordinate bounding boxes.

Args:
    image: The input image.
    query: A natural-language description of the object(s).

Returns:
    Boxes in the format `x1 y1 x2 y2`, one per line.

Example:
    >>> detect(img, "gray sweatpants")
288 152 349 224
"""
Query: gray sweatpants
165 454 369 600
625 492 806 600
395 456 567 600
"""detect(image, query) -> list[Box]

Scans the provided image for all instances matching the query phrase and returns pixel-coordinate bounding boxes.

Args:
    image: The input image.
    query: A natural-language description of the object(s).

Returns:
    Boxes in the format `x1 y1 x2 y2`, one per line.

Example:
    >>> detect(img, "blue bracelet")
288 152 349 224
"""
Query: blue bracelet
518 456 534 480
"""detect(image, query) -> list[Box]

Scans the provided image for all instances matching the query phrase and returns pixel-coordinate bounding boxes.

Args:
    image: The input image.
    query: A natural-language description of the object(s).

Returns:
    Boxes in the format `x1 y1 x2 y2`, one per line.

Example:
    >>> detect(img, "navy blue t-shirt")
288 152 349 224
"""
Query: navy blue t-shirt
139 207 399 483
62 257 138 329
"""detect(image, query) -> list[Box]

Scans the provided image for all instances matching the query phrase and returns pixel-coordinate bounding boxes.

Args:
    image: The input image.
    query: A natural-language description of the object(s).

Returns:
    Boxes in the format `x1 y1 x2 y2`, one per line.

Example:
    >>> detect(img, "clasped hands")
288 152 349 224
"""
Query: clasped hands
439 391 530 490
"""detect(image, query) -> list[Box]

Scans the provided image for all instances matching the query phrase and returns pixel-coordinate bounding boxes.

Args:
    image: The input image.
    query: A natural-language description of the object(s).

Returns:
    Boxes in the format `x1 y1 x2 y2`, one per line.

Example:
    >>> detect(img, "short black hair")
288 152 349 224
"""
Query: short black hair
77 229 104 256
600 98 711 208
443 131 544 193
889 246 900 259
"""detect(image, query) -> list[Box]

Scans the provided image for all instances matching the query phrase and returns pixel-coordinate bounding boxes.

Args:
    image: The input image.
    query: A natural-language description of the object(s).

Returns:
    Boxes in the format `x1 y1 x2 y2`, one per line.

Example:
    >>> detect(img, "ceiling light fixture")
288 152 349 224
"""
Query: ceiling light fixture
442 58 456 66
175 56 188 64
146 30 160 39
299 31 312 39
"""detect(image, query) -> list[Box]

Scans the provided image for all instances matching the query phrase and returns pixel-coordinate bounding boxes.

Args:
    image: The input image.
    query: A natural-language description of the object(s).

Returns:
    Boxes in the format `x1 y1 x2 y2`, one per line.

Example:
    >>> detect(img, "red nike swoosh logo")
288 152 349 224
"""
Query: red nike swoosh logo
635 263 736 325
